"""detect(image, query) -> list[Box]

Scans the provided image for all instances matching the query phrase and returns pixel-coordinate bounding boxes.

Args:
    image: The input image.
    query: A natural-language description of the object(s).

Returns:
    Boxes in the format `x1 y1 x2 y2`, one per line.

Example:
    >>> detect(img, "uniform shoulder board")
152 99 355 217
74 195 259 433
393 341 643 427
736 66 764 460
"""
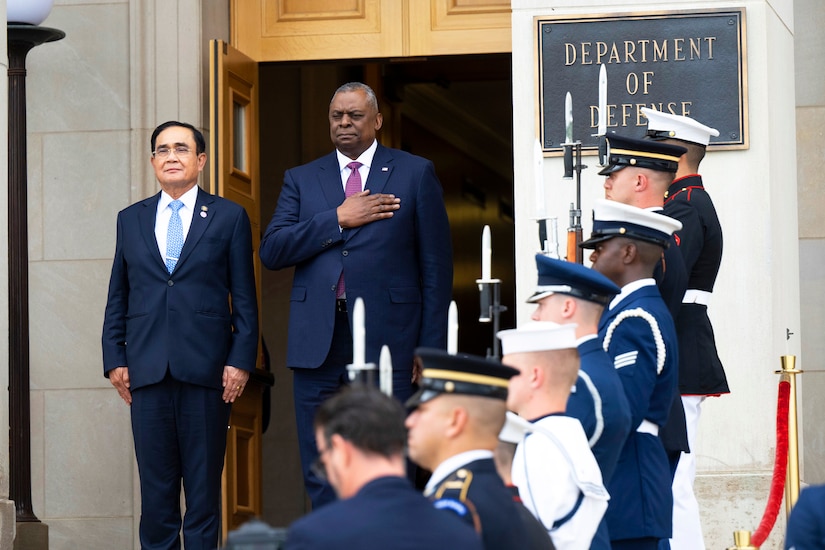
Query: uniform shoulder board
432 468 474 501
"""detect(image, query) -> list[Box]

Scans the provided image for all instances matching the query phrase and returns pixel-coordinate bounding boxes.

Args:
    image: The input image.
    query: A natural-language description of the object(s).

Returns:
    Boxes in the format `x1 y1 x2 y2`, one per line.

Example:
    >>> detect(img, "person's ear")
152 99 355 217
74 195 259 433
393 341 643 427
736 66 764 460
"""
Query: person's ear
446 406 468 439
622 241 638 264
561 297 577 320
330 433 352 466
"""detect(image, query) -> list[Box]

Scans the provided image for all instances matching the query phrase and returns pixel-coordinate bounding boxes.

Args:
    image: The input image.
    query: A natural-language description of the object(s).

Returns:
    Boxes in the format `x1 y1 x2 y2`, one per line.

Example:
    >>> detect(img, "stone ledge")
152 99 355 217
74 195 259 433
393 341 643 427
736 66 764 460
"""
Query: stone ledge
0 499 16 549
14 521 48 550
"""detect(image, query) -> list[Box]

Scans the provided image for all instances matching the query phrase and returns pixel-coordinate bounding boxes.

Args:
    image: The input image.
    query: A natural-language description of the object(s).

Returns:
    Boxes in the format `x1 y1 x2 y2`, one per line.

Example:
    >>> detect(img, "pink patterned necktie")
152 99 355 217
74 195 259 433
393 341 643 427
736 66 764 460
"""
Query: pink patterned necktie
336 162 363 298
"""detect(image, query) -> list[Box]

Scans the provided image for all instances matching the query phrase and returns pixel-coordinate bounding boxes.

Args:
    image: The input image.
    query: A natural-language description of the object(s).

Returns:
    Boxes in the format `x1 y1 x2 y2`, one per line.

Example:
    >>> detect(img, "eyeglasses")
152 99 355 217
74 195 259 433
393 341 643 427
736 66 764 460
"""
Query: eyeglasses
153 146 192 158
311 445 332 482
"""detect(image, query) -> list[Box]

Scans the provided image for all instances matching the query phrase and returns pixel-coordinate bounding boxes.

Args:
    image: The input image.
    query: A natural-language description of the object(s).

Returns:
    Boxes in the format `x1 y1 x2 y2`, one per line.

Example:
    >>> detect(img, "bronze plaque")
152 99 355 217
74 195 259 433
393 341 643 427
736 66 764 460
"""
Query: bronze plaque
537 9 747 153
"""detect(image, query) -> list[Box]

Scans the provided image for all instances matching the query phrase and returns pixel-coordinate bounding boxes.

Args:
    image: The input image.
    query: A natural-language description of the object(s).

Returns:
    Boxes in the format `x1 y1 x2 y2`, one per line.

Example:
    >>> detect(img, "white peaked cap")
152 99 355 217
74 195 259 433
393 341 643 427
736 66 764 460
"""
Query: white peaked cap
497 321 578 356
580 199 683 250
641 107 720 146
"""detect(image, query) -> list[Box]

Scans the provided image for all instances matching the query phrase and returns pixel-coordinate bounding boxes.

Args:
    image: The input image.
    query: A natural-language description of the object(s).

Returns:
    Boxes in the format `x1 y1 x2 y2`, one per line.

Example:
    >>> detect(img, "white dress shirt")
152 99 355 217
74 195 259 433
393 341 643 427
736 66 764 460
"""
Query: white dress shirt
155 185 198 262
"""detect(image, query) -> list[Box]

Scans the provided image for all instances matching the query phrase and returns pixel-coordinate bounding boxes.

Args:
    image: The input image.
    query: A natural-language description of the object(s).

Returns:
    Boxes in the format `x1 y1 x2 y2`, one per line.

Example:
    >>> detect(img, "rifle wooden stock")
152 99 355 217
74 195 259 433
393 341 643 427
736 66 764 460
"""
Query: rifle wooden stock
567 227 583 264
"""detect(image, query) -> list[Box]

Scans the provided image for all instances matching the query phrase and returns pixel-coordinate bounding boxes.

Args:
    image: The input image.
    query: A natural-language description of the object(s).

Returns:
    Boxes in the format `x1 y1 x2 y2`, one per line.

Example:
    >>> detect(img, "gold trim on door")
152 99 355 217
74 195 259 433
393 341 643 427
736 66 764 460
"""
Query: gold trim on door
209 38 268 539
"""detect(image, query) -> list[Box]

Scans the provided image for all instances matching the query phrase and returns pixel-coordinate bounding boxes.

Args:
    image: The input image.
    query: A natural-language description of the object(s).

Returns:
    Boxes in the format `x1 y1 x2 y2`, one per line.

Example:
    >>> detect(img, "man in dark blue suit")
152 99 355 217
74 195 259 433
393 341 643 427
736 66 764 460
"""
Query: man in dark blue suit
581 198 682 550
259 82 453 507
102 121 259 549
285 385 482 550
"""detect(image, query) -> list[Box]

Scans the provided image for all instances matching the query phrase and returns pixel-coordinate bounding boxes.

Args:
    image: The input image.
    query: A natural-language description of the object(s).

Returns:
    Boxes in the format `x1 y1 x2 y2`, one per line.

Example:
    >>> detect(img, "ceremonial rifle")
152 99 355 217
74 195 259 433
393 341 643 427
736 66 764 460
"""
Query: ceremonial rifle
562 91 584 263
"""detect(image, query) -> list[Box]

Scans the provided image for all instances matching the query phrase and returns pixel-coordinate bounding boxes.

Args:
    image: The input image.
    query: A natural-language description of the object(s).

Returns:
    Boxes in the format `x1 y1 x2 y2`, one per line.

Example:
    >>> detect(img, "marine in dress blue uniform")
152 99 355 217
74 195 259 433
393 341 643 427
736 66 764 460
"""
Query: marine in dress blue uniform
644 107 731 550
644 107 730 397
580 198 682 549
406 349 534 550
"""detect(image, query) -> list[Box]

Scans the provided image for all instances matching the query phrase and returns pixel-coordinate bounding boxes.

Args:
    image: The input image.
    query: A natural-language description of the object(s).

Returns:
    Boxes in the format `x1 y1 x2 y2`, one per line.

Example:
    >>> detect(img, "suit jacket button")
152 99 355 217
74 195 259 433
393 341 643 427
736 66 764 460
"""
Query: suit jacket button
342 250 348 256
331 285 336 291
168 280 174 287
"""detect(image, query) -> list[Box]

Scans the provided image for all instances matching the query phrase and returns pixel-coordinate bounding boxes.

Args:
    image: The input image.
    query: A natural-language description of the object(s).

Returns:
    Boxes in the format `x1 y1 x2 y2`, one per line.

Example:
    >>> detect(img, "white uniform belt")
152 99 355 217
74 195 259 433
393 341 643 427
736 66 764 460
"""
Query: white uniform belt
636 419 659 436
682 289 711 305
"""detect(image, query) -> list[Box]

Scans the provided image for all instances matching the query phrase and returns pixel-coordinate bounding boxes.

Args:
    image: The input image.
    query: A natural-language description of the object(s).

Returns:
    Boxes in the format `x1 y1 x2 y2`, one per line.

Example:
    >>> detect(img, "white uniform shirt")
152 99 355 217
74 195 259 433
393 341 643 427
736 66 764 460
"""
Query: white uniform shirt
512 415 609 550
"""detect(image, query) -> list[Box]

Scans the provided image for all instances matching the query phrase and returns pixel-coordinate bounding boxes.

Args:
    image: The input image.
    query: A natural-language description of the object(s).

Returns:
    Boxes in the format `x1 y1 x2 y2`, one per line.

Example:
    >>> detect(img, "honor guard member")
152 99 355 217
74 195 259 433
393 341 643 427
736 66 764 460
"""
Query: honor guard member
495 413 557 550
643 107 730 550
528 255 632 550
405 349 533 550
599 133 691 483
498 322 609 550
580 199 681 550
528 254 631 484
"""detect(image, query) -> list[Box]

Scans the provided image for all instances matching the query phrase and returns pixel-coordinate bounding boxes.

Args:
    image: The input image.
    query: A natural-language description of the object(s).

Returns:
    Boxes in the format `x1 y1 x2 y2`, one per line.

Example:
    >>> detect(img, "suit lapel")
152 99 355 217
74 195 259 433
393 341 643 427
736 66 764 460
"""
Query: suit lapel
138 192 167 272
318 152 346 209
365 145 393 195
176 187 215 270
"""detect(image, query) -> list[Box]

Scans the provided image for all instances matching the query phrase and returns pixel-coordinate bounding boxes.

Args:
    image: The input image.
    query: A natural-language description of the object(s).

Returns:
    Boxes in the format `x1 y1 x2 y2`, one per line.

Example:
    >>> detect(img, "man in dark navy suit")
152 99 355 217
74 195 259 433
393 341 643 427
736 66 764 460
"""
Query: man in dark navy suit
405 349 532 550
102 121 258 549
285 385 482 550
581 198 682 550
259 82 453 508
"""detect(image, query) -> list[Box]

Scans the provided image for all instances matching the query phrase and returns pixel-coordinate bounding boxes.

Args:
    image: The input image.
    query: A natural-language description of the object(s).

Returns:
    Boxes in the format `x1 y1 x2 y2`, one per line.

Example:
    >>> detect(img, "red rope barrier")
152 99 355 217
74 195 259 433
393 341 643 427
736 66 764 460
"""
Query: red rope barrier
751 380 791 547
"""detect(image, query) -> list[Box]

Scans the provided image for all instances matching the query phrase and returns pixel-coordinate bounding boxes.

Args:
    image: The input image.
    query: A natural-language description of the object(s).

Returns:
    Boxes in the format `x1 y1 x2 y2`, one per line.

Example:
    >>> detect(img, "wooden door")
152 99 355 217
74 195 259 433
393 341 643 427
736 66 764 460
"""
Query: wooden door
208 38 272 539
230 0 510 61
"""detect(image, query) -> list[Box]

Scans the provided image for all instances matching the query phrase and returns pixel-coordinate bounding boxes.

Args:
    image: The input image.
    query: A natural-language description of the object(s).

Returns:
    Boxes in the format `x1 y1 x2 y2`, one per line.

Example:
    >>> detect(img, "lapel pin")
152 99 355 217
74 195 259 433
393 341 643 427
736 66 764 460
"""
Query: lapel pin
382 167 388 172
200 205 208 218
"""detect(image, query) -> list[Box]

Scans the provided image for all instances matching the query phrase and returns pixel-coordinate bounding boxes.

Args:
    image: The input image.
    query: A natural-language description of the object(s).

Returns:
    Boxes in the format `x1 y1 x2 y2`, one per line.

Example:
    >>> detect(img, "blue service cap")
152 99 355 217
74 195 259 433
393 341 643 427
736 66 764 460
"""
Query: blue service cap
579 199 682 249
406 348 518 408
527 254 621 305
598 133 687 176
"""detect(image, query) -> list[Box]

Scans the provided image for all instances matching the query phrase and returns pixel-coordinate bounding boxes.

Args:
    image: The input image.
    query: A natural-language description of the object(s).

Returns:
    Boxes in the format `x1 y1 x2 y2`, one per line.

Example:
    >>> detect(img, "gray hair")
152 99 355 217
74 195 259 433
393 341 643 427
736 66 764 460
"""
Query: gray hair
331 82 379 112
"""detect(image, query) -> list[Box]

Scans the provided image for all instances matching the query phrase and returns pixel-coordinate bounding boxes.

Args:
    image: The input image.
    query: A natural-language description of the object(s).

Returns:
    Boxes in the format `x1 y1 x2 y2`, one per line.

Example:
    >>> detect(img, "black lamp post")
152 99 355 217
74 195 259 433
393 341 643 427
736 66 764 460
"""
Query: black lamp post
7 20 64 545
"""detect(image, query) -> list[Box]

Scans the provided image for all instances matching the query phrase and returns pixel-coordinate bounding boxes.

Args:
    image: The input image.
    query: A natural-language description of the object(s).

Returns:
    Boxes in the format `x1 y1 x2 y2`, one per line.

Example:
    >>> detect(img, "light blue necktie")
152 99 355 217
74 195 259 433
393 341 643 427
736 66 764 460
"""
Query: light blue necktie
166 200 184 273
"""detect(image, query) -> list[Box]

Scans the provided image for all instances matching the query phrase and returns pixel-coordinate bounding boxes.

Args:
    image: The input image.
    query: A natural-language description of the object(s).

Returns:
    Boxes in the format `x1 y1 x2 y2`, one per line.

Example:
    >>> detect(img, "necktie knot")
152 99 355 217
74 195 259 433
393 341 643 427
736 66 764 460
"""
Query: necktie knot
170 199 184 213
347 161 362 172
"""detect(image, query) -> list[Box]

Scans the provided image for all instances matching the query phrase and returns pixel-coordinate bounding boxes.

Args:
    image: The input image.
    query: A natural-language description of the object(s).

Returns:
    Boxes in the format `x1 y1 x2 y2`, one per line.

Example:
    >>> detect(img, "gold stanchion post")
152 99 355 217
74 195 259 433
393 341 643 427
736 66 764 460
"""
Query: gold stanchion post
778 354 802 518
727 530 758 550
